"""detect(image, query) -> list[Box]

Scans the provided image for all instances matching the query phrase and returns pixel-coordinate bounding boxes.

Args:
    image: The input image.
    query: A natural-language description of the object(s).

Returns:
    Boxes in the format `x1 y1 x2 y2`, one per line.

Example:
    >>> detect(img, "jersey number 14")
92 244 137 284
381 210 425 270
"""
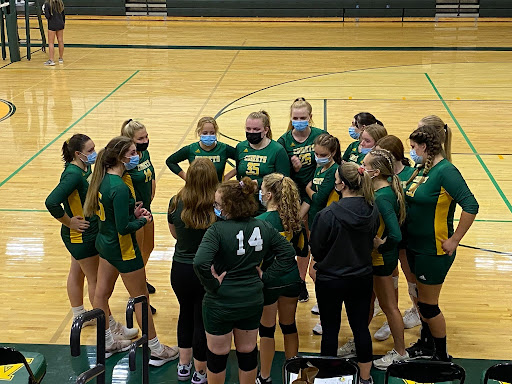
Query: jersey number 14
236 227 263 255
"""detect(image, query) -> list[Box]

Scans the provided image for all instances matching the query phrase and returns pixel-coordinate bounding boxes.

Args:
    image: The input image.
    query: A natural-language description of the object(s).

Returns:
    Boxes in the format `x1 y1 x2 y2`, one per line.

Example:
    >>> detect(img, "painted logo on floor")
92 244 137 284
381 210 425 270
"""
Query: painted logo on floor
0 99 15 122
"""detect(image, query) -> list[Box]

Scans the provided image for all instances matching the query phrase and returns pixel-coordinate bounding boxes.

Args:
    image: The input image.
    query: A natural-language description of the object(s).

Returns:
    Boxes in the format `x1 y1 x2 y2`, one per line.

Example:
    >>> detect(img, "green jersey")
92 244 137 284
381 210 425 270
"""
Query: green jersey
194 218 296 309
166 141 236 182
167 196 208 265
404 159 478 256
256 211 302 288
45 163 98 244
308 162 339 228
277 127 325 195
372 186 401 266
96 174 147 263
397 165 415 189
123 150 155 211
343 141 365 164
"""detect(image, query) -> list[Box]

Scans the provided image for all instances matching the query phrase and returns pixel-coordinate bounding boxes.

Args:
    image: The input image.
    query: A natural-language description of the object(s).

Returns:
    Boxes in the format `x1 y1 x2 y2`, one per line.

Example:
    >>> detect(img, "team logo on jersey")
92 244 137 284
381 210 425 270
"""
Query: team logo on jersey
0 99 15 122
290 143 295 147
243 148 248 152
195 149 201 153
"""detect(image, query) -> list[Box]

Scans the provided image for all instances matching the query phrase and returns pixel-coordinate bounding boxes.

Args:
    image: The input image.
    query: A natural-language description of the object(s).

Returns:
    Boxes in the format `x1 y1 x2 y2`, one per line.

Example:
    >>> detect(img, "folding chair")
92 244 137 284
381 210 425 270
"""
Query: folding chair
483 362 512 384
0 346 46 383
385 360 465 384
283 355 359 384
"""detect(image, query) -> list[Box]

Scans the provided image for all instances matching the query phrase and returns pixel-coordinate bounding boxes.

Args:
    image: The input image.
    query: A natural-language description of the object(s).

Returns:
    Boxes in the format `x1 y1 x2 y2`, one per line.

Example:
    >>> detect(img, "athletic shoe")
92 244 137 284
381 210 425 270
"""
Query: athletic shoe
373 349 410 370
44 60 55 66
111 321 139 340
373 298 382 317
147 281 156 294
191 370 207 384
298 281 309 303
431 354 453 362
312 322 322 335
406 339 435 359
359 377 374 384
337 339 356 358
311 304 320 315
374 321 391 341
105 339 131 358
151 305 157 315
149 345 179 367
177 362 192 381
403 307 421 329
256 372 272 384
58 58 63 64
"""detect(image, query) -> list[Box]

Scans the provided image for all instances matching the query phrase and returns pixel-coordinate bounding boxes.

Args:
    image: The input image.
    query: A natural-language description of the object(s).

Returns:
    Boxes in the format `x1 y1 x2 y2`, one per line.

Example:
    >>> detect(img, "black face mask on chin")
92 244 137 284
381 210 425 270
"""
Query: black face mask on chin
136 141 149 152
246 132 264 145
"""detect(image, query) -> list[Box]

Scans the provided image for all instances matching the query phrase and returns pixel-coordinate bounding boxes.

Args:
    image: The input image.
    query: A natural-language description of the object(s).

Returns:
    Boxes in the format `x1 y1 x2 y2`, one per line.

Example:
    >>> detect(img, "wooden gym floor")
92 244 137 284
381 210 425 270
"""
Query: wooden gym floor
1 19 511 362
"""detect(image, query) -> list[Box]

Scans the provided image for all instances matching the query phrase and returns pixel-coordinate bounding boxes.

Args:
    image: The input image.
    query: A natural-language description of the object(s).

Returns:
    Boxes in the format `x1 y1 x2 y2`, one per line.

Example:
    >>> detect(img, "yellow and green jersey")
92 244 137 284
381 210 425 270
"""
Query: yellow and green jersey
397 165 416 189
277 127 325 199
166 141 236 182
123 150 155 211
404 159 478 256
45 163 98 244
342 140 365 164
95 174 147 263
308 162 339 228
372 186 401 266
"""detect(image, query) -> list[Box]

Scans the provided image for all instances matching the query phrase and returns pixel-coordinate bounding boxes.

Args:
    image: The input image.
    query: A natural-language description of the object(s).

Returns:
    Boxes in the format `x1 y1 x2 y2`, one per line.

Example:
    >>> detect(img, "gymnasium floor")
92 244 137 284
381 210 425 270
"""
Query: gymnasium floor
1 18 512 382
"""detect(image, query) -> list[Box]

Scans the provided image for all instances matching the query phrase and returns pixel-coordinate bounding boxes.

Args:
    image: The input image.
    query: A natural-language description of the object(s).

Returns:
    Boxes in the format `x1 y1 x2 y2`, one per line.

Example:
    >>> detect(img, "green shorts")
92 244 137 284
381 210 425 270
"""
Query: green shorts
372 251 398 277
202 304 263 336
65 241 98 261
263 282 301 306
406 249 455 285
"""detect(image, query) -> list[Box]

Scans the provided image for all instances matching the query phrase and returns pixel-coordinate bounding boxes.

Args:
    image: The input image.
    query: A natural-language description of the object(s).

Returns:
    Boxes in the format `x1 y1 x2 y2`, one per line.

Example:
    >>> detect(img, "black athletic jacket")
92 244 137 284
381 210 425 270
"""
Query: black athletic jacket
43 2 65 31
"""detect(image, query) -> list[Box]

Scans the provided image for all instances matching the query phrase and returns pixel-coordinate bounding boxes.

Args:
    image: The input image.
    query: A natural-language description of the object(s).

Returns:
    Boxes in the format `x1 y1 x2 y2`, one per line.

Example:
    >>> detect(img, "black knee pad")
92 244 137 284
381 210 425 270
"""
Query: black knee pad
279 322 297 335
259 323 276 338
206 348 229 374
417 301 441 319
236 346 258 372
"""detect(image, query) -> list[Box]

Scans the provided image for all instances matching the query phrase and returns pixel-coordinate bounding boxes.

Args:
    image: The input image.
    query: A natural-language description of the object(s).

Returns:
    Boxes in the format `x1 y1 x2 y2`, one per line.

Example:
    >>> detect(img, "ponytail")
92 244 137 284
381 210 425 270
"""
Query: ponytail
217 176 258 219
338 162 374 205
83 148 107 217
444 124 452 162
121 119 146 139
360 171 374 206
391 174 406 225
61 134 91 165
314 133 341 164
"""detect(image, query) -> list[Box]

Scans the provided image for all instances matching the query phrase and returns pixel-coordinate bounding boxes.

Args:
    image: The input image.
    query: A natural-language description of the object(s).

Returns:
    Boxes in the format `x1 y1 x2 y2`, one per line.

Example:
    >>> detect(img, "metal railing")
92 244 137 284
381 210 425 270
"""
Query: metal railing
126 295 150 384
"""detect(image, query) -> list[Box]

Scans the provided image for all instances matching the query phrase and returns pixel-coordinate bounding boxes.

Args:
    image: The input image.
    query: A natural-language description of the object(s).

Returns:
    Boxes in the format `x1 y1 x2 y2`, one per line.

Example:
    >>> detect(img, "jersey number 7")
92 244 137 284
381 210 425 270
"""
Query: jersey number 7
236 227 263 255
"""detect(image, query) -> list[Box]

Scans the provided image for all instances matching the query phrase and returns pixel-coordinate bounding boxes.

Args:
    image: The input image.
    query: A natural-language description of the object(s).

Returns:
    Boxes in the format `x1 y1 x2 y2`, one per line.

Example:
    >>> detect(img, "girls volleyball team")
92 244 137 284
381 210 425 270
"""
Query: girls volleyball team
46 97 478 384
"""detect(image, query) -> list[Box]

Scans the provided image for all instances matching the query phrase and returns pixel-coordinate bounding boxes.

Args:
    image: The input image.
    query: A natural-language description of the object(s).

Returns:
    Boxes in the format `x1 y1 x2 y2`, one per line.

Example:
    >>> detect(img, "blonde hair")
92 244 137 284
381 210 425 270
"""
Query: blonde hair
247 110 272 140
84 136 134 217
338 162 374 205
169 158 218 229
287 97 314 131
367 149 406 225
49 0 64 14
196 117 219 136
362 123 388 144
418 115 452 162
217 177 258 219
262 173 301 235
121 119 146 139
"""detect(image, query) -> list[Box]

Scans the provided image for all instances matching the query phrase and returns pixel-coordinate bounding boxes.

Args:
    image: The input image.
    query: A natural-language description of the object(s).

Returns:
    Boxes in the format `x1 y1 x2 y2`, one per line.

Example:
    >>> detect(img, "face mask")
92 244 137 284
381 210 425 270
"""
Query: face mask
136 141 149 152
259 190 268 207
334 184 343 197
124 154 140 170
291 120 309 131
214 207 226 220
360 146 372 155
246 131 264 145
348 126 360 140
315 155 330 166
410 149 423 164
365 169 378 179
200 134 217 146
80 151 97 165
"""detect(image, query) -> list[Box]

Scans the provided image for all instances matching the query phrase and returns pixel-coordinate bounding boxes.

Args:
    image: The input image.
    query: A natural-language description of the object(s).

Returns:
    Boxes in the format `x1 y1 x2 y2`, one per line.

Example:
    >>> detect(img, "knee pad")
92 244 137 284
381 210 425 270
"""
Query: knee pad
408 282 418 299
236 346 258 372
279 322 297 335
392 275 399 289
259 323 276 338
206 348 229 374
417 301 441 319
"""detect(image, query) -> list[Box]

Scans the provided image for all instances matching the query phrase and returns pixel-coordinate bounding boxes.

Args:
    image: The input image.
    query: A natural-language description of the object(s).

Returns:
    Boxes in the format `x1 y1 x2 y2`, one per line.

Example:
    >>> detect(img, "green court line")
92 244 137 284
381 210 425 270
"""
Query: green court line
0 71 139 188
425 73 512 214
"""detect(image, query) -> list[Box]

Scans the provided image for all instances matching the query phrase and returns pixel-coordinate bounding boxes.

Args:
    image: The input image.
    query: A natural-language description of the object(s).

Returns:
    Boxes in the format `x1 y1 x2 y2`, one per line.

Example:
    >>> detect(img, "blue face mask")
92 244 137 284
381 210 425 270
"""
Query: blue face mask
259 190 268 207
291 120 309 131
410 149 423 164
360 146 372 155
80 151 97 165
315 155 331 166
200 134 217 146
348 126 360 140
124 154 140 170
214 207 226 220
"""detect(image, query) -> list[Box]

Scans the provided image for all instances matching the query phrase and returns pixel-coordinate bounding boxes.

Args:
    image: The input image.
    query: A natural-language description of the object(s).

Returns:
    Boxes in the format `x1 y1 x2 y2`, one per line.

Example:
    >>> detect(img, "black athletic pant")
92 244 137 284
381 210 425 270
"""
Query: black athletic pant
315 273 373 362
170 260 207 362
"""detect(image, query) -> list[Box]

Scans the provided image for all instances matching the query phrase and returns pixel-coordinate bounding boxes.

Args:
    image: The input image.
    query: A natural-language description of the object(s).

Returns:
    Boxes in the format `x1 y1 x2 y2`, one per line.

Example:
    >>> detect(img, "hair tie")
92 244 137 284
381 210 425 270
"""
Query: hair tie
444 124 448 132
127 119 133 124
239 181 244 188
66 138 71 144
357 167 365 175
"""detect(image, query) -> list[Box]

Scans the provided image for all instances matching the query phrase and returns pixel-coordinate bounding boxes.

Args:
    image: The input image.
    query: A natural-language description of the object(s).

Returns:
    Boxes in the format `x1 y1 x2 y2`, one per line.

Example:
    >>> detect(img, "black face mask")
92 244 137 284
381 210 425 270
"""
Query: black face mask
136 141 149 152
246 132 264 145
335 186 343 197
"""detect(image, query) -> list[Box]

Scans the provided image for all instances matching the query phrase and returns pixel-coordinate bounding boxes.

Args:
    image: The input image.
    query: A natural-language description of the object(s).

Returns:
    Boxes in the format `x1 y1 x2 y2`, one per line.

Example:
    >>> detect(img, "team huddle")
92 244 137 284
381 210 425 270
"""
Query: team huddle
45 98 478 384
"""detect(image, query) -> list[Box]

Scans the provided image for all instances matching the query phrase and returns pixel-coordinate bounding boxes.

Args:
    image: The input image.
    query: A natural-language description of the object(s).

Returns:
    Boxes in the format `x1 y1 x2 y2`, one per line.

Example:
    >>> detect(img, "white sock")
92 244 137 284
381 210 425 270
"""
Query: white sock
72 305 85 317
148 336 163 354
105 329 114 347
109 315 116 329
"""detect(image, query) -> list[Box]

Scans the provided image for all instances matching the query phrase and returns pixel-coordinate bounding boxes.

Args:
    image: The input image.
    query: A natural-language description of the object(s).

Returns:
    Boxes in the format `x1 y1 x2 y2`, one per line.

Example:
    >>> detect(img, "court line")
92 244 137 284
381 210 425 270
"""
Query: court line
0 71 140 188
425 73 512 214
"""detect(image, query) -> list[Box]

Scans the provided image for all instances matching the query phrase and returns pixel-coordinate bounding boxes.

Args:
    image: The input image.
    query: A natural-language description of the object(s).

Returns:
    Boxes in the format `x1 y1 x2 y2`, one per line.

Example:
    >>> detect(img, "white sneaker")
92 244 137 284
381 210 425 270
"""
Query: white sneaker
311 304 320 315
312 322 322 335
149 344 179 367
373 298 382 317
373 349 409 370
403 307 421 329
191 370 207 384
337 339 356 358
374 321 391 341
177 362 192 381
44 60 55 66
105 339 131 358
111 321 139 340
58 58 63 64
